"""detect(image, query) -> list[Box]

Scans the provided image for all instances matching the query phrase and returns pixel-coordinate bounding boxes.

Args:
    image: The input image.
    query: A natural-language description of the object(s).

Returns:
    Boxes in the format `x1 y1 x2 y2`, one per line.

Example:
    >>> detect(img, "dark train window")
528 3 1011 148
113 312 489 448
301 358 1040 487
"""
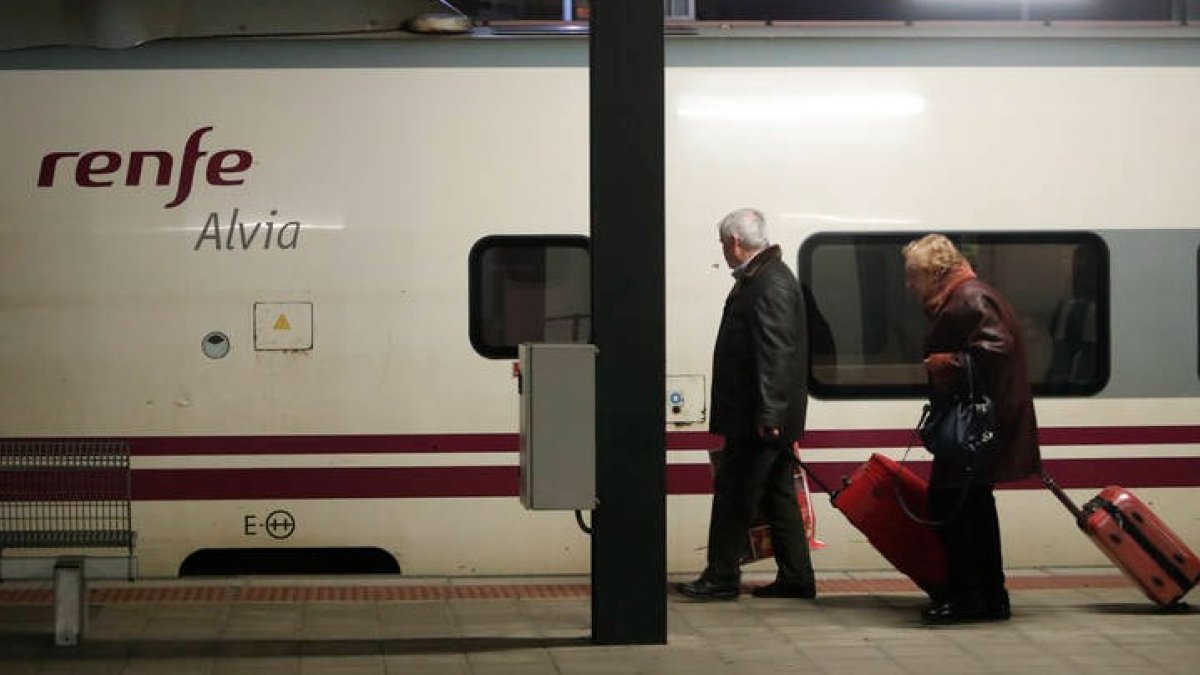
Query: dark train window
692 0 1175 22
469 235 591 359
473 1 1179 22
1031 0 1176 22
800 232 1109 398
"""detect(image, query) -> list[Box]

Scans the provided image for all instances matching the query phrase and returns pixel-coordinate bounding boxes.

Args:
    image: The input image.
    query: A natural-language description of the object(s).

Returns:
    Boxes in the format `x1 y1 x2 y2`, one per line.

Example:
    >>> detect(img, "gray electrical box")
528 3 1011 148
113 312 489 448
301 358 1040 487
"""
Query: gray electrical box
518 343 597 510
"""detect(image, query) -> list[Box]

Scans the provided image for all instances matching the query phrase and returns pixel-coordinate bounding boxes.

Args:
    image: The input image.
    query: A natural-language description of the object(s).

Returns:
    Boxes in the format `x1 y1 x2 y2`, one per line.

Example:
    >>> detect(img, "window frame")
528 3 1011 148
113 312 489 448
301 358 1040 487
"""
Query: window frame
468 234 591 360
798 230 1111 399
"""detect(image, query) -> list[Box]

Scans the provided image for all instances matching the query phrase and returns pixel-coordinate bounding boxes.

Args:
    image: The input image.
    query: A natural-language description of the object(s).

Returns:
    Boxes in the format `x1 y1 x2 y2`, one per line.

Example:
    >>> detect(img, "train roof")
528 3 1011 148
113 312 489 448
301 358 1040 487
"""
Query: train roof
4 0 1200 57
4 24 1200 71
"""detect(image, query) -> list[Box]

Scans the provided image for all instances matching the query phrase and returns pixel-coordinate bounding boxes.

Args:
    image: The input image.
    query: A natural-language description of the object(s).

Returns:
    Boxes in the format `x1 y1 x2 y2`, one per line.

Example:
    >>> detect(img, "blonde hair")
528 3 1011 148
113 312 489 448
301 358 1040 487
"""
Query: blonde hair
902 234 965 278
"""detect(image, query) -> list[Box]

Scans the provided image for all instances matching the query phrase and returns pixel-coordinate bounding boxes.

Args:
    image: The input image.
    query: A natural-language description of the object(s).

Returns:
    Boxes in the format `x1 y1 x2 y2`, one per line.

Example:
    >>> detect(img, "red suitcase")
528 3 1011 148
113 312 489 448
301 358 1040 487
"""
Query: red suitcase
824 453 948 597
1044 475 1200 607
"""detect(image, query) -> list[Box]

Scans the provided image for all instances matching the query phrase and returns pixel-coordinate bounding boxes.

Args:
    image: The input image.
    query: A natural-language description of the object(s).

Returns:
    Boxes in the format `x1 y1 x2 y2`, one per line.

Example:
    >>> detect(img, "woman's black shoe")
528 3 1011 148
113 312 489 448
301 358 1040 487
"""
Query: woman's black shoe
921 599 994 624
985 589 1011 620
676 578 739 601
985 598 1011 620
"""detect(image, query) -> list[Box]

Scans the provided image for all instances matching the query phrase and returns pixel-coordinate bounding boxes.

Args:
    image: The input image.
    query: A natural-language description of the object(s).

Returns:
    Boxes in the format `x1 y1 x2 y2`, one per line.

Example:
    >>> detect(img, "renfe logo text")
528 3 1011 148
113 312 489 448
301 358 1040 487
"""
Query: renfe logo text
36 126 252 208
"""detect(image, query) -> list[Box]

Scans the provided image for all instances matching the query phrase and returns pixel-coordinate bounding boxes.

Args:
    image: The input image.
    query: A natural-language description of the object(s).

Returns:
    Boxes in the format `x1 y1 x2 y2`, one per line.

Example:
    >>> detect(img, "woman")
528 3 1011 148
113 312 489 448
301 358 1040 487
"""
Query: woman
902 234 1041 624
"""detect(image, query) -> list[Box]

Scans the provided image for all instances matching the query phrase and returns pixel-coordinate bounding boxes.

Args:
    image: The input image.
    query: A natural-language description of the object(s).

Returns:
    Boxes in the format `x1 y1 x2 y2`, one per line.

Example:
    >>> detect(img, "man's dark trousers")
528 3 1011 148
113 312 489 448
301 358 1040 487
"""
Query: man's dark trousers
703 435 814 586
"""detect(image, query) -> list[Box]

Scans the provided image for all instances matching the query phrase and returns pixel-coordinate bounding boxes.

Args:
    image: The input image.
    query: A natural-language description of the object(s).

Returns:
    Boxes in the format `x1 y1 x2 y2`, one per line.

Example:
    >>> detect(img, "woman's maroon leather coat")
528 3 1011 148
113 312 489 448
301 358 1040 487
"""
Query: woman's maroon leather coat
924 277 1041 485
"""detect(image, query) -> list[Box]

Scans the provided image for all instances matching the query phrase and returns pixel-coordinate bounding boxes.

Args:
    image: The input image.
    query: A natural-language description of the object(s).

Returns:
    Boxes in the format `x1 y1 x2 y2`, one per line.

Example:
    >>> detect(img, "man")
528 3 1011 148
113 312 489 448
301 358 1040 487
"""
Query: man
677 208 816 601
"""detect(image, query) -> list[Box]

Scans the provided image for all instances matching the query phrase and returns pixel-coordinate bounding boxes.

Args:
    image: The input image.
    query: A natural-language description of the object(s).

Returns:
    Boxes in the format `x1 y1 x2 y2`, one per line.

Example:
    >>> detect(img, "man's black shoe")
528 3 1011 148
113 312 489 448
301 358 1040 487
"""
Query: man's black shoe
676 578 739 601
751 581 816 599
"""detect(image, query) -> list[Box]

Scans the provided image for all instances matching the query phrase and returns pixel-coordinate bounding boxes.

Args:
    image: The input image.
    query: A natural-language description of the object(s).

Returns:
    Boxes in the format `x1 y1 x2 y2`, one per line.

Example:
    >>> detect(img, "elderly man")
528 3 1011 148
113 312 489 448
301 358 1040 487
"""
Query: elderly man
677 208 816 601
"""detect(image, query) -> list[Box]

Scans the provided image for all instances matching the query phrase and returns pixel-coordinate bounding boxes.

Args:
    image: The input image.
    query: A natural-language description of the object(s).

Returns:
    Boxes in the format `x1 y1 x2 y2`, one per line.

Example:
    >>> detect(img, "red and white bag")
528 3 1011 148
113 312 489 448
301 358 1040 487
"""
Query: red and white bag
793 444 826 551
707 444 825 562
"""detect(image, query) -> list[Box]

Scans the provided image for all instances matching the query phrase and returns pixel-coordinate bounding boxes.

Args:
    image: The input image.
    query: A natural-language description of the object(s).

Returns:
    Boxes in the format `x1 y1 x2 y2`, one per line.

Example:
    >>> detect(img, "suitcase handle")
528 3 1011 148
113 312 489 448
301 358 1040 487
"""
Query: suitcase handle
1041 472 1087 531
791 444 840 502
793 458 838 502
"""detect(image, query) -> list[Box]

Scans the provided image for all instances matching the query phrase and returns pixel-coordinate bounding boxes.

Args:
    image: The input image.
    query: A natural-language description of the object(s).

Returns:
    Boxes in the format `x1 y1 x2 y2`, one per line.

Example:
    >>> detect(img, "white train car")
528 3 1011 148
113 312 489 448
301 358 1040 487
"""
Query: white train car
2 28 1199 578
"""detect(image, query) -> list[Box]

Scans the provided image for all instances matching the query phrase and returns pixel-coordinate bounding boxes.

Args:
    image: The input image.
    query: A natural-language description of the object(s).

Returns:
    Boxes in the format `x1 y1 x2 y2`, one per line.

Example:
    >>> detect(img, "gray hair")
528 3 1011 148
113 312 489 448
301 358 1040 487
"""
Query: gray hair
717 208 770 250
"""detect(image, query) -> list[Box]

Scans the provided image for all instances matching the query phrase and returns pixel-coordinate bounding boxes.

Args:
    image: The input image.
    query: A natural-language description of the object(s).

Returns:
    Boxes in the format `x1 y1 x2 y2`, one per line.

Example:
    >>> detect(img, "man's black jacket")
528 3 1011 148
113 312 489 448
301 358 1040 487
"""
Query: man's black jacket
709 245 808 441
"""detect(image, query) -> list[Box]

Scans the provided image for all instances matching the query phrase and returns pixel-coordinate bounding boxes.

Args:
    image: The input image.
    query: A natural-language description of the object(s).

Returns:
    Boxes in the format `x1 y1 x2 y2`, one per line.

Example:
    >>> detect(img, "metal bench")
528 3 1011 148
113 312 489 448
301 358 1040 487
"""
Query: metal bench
0 439 137 646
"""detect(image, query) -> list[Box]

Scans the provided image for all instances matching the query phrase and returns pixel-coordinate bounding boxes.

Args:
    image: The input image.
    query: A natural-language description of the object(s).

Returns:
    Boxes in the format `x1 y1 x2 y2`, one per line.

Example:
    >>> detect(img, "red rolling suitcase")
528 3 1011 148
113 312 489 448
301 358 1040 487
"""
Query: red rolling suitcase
1043 475 1200 607
823 453 948 597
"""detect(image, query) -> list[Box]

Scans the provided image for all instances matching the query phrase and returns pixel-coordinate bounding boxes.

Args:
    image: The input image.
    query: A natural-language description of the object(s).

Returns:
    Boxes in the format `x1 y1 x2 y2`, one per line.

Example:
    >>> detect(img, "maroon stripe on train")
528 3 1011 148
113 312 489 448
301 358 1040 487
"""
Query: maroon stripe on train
668 426 1200 450
133 467 519 500
1 469 128 501
130 457 1200 500
8 425 1200 456
677 458 1200 495
127 434 518 455
1035 426 1200 445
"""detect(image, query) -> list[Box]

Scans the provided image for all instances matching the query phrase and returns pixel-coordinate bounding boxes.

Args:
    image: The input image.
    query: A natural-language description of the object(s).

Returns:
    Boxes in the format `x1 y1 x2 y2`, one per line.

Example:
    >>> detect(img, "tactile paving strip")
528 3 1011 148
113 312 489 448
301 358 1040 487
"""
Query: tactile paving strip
0 574 1130 605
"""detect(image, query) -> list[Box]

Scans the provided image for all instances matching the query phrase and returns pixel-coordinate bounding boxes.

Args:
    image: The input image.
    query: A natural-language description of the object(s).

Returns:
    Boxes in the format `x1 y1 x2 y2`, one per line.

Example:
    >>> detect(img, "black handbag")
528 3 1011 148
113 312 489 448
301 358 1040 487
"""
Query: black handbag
917 352 998 473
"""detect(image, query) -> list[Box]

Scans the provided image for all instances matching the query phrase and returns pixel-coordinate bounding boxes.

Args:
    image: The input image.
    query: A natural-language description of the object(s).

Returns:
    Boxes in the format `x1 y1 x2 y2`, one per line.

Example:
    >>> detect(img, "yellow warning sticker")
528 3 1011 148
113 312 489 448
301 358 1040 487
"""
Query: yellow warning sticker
274 314 292 331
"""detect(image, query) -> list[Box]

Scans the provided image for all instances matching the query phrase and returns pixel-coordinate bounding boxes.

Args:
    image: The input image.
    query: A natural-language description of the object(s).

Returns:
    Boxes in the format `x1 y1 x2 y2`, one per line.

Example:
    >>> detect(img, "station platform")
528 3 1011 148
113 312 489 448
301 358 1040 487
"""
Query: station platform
1 567 1198 674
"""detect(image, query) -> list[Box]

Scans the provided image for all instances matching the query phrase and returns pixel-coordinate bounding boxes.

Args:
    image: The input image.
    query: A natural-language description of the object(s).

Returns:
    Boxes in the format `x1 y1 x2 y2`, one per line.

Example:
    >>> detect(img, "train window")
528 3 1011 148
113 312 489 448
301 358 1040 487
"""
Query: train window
474 1 1178 22
800 232 1109 398
469 235 591 359
691 0 1174 22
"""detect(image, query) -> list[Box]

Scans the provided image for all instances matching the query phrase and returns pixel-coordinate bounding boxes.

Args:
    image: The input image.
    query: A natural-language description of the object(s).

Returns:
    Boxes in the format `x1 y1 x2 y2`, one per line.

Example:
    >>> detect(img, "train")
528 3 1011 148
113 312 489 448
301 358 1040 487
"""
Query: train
2 25 1199 578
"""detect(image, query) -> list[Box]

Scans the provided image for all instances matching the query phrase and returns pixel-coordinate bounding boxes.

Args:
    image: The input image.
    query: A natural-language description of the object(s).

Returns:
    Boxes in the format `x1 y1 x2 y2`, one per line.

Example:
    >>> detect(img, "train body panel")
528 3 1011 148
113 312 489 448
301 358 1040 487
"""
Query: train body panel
3 35 1200 577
